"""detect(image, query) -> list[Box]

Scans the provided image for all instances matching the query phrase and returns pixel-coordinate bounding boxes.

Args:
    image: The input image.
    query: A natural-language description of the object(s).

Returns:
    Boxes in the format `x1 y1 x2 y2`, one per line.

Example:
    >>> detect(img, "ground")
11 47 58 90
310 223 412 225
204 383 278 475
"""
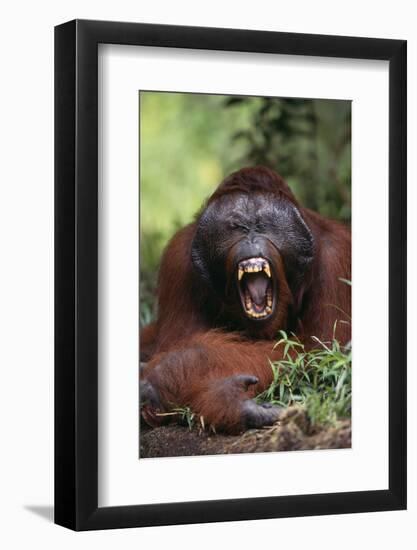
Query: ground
140 406 351 458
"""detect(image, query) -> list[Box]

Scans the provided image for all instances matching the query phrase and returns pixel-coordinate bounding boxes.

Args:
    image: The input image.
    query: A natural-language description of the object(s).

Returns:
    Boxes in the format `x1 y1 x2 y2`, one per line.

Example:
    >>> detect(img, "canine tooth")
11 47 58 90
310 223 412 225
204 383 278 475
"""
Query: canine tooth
266 306 272 313
238 268 244 281
264 264 271 278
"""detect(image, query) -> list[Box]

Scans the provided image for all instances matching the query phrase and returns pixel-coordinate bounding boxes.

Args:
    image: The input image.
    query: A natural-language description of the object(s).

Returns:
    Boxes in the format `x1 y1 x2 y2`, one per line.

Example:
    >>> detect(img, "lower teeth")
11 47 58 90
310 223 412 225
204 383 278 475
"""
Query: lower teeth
244 292 272 318
245 305 272 318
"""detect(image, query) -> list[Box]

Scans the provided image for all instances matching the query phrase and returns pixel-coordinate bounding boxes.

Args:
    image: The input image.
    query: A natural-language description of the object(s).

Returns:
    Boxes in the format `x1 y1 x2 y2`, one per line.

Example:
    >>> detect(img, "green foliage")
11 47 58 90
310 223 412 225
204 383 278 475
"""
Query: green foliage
224 96 351 222
257 330 352 428
172 406 196 430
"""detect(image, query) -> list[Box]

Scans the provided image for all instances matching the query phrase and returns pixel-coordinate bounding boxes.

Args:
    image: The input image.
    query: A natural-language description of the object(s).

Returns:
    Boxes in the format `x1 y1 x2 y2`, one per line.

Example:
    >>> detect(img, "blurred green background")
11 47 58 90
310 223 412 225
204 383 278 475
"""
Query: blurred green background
140 92 351 325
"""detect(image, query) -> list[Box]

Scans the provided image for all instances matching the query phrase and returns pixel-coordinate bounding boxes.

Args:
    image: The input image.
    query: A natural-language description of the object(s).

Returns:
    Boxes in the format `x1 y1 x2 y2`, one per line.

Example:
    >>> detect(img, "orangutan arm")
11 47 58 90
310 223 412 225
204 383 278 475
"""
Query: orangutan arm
140 330 282 433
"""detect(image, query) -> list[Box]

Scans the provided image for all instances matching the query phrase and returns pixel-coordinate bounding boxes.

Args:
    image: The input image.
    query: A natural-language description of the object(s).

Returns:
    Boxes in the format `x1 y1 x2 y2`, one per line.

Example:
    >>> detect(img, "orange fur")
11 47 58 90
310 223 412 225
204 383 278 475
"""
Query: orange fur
140 167 351 433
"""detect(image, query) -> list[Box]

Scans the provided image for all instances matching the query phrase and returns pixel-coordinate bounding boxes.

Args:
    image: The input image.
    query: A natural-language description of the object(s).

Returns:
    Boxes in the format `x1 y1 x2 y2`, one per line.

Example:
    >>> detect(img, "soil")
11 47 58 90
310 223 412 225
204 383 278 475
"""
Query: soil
140 406 351 458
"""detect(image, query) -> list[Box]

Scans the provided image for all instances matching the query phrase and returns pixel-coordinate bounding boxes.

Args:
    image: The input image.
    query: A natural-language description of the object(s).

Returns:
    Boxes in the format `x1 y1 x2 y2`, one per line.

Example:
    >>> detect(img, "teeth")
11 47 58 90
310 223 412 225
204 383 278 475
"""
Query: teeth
247 310 269 319
244 301 273 319
263 264 271 278
238 257 273 319
238 259 271 277
244 265 262 273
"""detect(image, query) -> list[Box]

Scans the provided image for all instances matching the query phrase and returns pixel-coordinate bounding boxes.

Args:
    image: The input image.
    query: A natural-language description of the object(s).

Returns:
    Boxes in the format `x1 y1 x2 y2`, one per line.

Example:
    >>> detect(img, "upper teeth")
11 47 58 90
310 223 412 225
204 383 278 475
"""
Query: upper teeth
237 258 271 281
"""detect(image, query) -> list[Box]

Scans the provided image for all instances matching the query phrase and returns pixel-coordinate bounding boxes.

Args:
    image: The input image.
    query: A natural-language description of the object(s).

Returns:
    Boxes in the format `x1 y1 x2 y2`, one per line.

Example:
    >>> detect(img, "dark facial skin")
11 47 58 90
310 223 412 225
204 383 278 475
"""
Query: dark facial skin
191 191 315 330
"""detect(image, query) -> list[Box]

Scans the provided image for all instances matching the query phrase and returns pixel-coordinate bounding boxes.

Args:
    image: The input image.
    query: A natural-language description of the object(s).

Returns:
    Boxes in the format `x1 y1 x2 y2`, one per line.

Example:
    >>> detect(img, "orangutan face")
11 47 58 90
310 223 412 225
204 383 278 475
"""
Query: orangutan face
191 191 315 328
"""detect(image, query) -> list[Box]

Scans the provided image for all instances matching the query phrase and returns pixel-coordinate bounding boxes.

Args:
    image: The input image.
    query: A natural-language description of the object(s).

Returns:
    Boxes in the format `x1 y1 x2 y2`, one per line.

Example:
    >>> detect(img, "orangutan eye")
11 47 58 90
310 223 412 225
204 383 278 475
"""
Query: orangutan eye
230 222 248 232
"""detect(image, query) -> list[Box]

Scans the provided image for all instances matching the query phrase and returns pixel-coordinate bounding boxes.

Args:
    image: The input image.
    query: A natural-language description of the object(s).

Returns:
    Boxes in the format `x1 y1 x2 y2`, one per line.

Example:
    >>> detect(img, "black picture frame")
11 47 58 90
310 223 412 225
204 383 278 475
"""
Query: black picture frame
55 19 407 531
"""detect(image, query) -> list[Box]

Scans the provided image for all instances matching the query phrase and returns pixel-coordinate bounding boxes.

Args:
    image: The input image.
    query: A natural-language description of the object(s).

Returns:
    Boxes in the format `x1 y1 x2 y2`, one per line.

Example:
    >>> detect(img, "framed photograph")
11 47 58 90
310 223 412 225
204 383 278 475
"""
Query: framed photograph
55 19 407 530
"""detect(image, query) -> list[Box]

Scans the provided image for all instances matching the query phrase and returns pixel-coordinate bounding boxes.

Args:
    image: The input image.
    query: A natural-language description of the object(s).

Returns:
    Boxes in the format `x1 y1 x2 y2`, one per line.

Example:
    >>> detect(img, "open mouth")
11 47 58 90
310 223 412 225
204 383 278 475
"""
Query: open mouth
237 257 274 320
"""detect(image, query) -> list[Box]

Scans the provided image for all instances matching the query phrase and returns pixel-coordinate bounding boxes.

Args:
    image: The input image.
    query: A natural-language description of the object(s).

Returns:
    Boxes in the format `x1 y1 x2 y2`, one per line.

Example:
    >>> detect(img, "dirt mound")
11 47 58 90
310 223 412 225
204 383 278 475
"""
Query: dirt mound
140 406 351 458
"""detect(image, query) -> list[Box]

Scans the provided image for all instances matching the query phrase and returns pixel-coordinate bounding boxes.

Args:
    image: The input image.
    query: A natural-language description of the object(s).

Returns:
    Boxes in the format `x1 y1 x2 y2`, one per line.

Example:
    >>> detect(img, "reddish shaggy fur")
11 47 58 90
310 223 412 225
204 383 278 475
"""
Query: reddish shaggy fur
140 167 351 433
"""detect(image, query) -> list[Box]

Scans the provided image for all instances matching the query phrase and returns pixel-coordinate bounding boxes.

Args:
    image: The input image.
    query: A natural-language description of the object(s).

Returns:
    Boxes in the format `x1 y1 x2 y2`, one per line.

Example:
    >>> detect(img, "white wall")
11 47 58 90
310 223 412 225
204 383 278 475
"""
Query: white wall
0 1 414 547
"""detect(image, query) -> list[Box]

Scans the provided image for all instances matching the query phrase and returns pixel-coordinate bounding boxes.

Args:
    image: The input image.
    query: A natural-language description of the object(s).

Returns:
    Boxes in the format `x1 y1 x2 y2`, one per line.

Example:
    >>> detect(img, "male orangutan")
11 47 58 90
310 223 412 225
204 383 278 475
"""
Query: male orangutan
140 166 351 433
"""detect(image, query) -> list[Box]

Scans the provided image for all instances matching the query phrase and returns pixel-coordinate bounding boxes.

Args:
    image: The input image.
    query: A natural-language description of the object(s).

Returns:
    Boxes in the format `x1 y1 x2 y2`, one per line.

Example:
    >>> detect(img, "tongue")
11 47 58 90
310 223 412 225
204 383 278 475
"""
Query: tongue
245 273 269 306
